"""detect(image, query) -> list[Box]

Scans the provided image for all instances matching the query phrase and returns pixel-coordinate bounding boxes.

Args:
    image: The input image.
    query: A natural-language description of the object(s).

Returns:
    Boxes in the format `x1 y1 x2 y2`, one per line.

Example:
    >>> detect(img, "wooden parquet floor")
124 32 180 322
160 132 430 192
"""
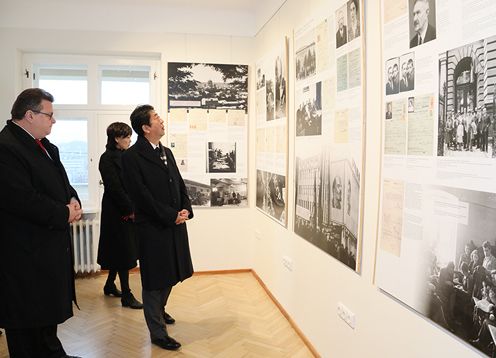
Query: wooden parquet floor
0 272 314 357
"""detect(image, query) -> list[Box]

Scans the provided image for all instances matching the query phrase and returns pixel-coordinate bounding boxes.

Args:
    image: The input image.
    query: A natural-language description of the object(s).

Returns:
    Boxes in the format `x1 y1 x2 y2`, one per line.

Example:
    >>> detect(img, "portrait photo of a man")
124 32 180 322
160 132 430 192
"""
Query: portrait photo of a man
347 0 360 42
400 53 415 92
385 57 400 95
336 5 348 48
409 0 436 48
385 102 393 120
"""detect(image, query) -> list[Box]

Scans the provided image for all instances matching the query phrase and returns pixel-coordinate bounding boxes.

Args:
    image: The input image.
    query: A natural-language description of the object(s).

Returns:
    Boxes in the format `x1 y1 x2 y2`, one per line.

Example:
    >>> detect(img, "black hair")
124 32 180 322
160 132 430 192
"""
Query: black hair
106 122 132 149
130 104 154 136
11 88 54 120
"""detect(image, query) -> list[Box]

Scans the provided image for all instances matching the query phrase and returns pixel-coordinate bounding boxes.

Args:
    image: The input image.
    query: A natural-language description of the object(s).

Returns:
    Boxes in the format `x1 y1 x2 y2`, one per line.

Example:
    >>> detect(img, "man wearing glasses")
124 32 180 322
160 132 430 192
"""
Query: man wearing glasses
0 88 83 358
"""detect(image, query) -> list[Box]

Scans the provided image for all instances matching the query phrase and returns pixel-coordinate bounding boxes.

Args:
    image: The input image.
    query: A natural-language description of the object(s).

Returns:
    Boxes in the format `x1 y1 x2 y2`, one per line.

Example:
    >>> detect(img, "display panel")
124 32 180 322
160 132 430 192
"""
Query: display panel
293 0 365 272
255 40 289 226
376 0 496 355
167 62 248 208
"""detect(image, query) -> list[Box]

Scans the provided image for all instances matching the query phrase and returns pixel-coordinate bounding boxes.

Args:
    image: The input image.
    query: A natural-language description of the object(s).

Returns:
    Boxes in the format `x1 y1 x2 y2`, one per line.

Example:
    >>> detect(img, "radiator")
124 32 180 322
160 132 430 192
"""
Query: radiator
70 218 100 274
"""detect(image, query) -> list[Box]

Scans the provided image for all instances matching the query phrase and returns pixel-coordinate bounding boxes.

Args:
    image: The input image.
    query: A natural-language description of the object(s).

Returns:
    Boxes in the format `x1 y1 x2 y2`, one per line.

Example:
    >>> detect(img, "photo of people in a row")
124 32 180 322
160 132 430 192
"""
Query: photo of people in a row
385 53 415 96
439 109 495 157
420 187 496 357
428 239 496 356
210 178 247 207
438 34 496 158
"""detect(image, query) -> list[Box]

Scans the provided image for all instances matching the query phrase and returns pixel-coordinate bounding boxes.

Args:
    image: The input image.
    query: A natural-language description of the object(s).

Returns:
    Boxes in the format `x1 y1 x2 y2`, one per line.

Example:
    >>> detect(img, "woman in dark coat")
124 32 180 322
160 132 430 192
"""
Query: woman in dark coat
97 122 142 309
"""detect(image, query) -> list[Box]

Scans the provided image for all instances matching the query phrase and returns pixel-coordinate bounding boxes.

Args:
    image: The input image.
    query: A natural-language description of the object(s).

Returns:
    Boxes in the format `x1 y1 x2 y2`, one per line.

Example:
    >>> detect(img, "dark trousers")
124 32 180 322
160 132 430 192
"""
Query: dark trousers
5 325 66 358
142 286 172 340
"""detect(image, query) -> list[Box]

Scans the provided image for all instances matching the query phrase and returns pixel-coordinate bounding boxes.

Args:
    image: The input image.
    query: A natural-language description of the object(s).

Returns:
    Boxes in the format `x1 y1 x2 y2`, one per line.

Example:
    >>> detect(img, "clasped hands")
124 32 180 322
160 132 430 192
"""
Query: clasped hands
67 198 83 223
175 209 189 225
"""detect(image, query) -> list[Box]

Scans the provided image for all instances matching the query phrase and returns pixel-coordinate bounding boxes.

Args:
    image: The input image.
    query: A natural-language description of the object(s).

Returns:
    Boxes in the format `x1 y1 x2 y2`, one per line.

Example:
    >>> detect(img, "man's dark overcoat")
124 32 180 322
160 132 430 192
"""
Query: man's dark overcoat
122 136 193 290
0 120 78 329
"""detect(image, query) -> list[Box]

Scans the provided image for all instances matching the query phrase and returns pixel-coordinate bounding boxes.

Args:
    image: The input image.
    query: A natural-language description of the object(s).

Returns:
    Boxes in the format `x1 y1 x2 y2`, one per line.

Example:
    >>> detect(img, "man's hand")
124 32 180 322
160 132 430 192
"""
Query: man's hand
175 209 189 225
67 199 83 223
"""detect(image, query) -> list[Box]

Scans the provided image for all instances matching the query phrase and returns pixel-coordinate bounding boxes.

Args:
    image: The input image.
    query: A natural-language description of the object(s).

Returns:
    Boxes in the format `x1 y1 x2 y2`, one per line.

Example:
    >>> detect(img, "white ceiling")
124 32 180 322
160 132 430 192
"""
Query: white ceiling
0 0 286 37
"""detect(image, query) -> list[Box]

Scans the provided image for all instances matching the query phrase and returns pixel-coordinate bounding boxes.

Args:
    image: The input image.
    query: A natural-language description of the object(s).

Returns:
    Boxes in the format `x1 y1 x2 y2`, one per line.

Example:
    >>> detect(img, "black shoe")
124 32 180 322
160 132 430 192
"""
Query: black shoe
163 311 175 324
103 283 122 297
121 292 143 309
151 336 181 350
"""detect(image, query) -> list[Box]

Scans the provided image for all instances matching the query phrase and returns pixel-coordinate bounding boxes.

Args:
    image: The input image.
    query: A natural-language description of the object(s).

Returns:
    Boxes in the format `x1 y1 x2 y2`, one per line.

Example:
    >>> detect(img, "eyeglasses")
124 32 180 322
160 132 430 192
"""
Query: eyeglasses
31 110 54 120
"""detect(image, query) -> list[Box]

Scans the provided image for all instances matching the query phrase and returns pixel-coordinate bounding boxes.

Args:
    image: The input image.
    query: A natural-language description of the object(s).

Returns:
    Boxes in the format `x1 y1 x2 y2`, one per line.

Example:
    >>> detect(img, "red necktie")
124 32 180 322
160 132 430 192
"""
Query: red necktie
35 139 50 158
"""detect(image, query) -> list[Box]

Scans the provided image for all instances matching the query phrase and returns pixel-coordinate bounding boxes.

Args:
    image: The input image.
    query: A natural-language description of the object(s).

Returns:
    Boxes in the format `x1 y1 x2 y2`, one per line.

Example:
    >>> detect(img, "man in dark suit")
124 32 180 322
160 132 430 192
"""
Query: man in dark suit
400 62 409 92
336 11 347 48
385 102 393 119
410 0 436 48
122 105 193 351
0 88 83 358
385 66 394 95
406 58 415 91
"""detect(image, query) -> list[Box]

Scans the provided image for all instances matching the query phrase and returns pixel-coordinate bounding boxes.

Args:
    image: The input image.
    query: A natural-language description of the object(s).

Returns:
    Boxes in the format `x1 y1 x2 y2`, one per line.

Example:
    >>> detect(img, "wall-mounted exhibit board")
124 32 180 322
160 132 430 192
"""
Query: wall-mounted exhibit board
255 39 289 226
293 0 365 272
167 62 249 208
376 0 496 355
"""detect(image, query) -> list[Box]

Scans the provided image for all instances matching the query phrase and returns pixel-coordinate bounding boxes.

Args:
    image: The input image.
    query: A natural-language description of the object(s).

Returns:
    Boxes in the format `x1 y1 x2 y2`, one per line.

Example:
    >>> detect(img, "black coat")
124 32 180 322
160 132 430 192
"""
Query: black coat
122 136 194 290
97 148 137 270
410 24 436 48
0 120 78 329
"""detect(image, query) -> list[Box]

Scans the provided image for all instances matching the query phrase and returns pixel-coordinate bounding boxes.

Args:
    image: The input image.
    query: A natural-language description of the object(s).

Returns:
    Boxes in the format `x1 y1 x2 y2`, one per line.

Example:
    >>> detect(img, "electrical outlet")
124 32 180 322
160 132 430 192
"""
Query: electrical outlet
282 256 293 271
337 302 356 329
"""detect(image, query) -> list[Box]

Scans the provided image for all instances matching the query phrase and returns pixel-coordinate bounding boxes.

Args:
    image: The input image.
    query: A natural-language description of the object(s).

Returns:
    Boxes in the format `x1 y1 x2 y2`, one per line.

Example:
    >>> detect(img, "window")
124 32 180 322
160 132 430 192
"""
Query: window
100 66 150 105
23 53 160 211
38 66 88 104
48 118 89 201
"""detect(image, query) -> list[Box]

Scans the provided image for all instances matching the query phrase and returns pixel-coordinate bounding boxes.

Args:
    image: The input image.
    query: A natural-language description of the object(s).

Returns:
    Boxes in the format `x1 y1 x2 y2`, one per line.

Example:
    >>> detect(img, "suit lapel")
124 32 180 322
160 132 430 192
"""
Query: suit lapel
135 137 168 172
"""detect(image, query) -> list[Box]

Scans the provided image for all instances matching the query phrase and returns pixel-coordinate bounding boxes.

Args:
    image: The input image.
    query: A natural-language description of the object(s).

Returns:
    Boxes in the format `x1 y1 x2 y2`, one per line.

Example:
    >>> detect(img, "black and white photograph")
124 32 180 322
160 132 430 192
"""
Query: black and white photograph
386 101 393 119
438 36 496 158
256 67 265 90
274 55 287 120
408 97 415 113
418 186 496 357
409 0 436 48
344 160 360 239
400 52 415 92
168 62 248 110
184 178 211 207
207 142 236 173
330 160 345 223
266 79 275 121
295 42 316 81
347 0 360 42
210 178 248 207
296 81 322 136
335 4 348 48
294 150 360 271
256 169 286 224
385 57 399 95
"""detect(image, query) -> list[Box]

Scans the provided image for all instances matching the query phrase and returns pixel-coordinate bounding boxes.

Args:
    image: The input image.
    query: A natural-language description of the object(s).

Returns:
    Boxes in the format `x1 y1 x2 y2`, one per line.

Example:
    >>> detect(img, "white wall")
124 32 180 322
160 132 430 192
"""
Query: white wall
252 0 481 357
0 1 485 357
